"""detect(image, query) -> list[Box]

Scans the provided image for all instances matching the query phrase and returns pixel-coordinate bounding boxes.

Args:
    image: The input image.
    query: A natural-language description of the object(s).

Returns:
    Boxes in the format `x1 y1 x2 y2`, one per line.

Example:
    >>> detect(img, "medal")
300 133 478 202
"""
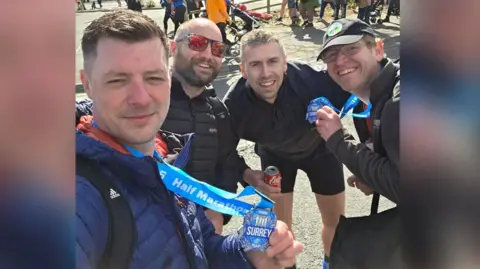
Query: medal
238 208 277 252
306 95 371 124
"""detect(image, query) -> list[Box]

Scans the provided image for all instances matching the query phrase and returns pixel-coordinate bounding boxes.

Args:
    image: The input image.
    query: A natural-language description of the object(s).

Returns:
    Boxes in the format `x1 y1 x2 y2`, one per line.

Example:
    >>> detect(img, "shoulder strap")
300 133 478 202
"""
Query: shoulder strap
209 96 229 123
76 156 136 269
369 91 394 215
208 96 231 156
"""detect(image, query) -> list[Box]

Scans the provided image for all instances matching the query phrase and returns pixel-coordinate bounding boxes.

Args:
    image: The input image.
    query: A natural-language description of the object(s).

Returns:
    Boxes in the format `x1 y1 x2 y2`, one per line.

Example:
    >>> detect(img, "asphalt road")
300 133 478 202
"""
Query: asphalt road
76 7 399 268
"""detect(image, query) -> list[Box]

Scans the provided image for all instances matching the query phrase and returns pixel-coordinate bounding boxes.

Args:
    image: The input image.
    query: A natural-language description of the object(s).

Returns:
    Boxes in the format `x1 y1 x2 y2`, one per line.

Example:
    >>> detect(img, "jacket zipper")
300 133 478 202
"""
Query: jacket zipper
189 101 196 166
148 158 194 269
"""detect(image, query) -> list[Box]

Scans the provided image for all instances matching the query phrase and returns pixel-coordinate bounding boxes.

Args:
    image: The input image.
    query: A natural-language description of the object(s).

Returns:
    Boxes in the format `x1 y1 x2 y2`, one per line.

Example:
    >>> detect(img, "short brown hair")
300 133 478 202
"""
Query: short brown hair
239 29 285 62
363 35 382 48
81 10 168 69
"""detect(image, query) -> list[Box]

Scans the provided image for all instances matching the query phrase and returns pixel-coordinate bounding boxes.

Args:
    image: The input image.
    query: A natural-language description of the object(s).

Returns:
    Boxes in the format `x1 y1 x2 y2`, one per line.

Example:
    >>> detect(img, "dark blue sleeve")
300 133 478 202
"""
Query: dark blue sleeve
289 61 350 108
198 207 254 269
76 175 109 269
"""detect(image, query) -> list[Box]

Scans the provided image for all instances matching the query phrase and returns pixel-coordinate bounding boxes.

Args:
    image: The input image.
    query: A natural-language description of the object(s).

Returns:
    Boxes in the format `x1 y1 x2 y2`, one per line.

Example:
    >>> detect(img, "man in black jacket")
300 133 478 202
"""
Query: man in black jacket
223 29 354 268
315 18 400 203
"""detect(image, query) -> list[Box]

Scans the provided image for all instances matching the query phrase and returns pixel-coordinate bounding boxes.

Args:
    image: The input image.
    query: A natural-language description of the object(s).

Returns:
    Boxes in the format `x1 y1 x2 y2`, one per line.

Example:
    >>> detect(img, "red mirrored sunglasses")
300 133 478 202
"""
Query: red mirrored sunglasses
177 34 226 58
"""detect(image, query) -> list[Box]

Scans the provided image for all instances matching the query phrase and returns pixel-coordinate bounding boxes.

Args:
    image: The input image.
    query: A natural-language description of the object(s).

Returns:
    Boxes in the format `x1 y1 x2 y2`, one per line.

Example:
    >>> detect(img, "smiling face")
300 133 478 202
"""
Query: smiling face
324 36 384 96
171 20 223 88
81 37 171 147
240 41 287 103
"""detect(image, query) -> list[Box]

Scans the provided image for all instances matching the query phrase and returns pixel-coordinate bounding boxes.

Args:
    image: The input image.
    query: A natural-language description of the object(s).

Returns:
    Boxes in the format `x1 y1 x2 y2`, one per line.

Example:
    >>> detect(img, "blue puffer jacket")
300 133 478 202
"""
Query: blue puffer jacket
75 130 255 269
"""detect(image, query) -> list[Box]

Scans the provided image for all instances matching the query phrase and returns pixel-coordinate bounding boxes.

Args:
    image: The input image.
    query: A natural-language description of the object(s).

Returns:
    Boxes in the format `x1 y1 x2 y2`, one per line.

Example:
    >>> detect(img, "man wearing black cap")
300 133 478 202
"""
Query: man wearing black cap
315 18 400 204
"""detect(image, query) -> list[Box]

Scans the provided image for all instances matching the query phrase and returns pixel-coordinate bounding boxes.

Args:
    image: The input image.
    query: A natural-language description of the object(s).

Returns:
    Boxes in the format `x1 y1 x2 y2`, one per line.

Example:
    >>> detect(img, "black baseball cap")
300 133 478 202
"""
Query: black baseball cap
316 18 377 61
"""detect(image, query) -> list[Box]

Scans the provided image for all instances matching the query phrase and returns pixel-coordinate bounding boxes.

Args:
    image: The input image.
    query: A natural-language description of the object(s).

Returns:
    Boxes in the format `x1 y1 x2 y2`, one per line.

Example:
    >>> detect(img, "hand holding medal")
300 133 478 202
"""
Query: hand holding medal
241 209 304 269
306 95 371 141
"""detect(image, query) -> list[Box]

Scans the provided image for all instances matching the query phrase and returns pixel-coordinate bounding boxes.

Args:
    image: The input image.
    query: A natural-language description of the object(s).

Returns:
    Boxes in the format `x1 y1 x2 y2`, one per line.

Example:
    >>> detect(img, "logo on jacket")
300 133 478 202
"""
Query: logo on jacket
110 188 120 199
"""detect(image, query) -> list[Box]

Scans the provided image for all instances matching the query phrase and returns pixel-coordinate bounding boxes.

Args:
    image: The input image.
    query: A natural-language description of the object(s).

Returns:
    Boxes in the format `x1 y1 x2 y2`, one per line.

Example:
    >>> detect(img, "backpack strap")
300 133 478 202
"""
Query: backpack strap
76 156 136 269
208 96 232 159
369 93 393 215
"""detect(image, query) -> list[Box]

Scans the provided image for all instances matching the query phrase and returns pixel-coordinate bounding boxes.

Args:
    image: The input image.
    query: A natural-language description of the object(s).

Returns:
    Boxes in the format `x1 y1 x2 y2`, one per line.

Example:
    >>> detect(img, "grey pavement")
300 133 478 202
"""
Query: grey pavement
75 9 399 268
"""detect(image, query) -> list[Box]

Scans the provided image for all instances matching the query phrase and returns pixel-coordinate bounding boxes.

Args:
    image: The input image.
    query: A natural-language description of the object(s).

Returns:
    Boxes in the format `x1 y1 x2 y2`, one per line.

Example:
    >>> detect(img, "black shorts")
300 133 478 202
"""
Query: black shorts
257 144 345 195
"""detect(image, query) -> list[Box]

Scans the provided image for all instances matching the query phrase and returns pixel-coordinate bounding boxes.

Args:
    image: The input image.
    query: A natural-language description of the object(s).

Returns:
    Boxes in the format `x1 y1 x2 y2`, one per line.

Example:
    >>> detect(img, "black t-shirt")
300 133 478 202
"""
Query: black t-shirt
225 77 322 160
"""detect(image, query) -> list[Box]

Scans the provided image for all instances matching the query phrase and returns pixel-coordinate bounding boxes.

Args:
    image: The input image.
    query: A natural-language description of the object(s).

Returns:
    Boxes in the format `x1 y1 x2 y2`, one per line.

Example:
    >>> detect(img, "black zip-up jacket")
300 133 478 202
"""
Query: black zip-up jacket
161 77 246 193
223 60 353 161
326 58 400 203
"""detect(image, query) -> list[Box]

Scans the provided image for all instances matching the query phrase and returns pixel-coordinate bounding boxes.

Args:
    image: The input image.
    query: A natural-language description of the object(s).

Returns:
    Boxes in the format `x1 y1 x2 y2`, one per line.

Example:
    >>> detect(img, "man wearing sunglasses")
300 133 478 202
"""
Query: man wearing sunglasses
223 29 356 269
164 18 277 234
76 11 303 269
315 18 400 203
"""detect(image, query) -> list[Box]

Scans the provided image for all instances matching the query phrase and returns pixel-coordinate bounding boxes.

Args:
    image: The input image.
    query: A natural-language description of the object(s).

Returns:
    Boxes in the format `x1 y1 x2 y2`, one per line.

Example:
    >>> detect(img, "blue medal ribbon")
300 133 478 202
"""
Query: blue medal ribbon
90 120 276 251
126 137 277 251
306 95 372 123
124 136 274 217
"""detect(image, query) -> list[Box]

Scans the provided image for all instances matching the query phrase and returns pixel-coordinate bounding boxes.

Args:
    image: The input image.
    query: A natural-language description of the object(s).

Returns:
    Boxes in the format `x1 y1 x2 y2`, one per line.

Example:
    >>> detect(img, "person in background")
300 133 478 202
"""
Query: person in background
187 0 202 19
298 0 317 28
276 0 298 25
172 0 187 35
334 0 347 19
206 0 232 48
382 0 398 23
319 0 335 21
162 0 174 35
357 0 371 24
127 0 143 12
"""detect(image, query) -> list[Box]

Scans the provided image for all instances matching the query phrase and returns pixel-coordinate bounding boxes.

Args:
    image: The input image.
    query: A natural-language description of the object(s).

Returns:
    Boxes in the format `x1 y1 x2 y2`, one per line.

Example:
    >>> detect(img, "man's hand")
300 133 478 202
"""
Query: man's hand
204 209 224 234
315 106 343 141
246 220 304 269
243 169 282 198
347 175 374 196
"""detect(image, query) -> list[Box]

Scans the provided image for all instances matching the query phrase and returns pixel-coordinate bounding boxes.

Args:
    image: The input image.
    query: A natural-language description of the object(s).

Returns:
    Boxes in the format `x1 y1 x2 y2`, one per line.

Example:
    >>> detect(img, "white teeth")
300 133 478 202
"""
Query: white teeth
339 68 356 75
260 81 274 86
198 63 210 68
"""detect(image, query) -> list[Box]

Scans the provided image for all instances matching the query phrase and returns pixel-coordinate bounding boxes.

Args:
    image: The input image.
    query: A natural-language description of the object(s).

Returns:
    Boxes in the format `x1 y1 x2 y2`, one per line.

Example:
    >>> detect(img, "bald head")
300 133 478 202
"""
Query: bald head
171 18 223 94
174 18 222 42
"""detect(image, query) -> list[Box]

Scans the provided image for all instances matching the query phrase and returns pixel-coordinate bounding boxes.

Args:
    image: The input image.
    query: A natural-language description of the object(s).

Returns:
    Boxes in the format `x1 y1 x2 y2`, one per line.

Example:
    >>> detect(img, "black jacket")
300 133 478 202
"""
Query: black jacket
223 60 355 160
326 58 400 203
161 77 247 193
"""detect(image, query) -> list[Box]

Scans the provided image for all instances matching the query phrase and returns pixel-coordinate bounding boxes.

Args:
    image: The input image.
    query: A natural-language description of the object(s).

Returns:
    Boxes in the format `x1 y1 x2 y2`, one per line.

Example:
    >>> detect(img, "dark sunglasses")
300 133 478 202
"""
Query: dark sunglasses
177 34 226 58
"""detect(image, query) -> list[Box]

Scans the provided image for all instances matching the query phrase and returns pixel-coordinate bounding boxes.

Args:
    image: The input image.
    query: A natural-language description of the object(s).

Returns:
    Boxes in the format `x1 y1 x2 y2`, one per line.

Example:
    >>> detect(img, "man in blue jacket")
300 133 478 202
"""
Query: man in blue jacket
76 10 303 269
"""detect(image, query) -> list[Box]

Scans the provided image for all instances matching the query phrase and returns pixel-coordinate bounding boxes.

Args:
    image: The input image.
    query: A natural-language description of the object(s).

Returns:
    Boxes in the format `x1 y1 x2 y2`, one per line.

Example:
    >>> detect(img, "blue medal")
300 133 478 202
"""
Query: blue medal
238 208 277 252
306 95 372 124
